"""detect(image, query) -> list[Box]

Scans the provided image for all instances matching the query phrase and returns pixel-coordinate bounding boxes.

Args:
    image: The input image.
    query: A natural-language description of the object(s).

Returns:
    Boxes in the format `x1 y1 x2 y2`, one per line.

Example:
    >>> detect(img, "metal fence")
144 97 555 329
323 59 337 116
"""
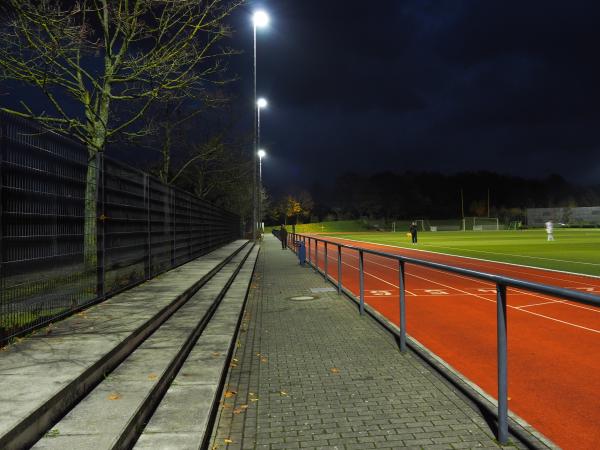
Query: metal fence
286 232 600 444
0 113 240 345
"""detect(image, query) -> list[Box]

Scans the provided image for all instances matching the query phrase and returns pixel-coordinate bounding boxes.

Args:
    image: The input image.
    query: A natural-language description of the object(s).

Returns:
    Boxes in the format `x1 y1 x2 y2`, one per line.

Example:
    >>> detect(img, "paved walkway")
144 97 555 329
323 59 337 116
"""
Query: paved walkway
211 235 510 450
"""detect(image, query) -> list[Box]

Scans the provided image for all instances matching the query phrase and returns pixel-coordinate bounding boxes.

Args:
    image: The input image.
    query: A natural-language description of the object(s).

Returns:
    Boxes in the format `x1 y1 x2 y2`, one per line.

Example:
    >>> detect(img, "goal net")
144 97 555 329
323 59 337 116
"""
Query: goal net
463 217 500 231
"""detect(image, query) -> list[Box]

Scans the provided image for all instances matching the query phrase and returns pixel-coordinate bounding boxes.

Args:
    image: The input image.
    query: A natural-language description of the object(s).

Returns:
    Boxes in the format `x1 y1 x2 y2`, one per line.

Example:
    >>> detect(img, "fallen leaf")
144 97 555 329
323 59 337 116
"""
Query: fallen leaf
250 398 259 402
211 352 221 357
260 357 268 363
148 373 158 380
239 404 249 409
224 438 233 444
232 358 238 362
233 408 245 414
330 368 340 374
230 363 237 368
108 393 122 400
223 390 236 398
45 428 60 438
279 391 288 396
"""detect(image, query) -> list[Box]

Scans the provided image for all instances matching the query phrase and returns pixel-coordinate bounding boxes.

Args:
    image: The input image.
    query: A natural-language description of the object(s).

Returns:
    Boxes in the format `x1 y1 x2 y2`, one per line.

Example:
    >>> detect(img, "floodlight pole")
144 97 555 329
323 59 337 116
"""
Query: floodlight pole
252 23 257 239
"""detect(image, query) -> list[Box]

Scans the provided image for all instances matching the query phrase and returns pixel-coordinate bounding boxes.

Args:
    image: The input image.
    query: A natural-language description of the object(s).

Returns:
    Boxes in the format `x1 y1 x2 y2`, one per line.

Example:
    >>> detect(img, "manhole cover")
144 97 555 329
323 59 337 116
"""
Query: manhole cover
289 295 316 301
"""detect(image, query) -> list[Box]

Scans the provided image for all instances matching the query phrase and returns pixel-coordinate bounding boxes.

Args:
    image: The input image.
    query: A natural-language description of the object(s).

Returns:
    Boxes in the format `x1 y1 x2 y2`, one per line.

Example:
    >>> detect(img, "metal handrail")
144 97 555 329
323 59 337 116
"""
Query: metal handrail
287 232 600 444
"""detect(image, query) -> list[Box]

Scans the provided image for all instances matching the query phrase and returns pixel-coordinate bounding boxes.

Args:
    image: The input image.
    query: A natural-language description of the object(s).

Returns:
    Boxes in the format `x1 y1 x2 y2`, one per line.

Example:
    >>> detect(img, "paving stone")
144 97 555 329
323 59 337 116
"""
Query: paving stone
210 235 523 449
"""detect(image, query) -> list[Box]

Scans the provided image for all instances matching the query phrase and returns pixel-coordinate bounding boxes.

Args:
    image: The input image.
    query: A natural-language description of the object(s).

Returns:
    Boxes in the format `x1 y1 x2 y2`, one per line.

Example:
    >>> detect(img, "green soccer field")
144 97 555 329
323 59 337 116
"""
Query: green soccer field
320 229 600 276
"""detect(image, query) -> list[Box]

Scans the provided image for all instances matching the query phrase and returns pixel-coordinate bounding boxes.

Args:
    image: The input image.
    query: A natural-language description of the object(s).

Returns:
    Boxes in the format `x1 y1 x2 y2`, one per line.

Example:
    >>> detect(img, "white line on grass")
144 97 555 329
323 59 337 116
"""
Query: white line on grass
321 235 600 281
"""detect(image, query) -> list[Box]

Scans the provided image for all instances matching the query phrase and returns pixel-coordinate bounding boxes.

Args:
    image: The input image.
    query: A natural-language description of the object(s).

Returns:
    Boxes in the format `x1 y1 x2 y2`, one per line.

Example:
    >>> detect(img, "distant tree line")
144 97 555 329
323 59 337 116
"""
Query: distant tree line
272 171 600 225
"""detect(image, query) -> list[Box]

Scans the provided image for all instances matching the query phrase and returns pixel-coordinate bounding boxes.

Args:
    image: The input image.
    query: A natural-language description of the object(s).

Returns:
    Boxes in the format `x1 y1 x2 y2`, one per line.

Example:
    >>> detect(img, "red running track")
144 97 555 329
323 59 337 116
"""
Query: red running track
300 235 600 450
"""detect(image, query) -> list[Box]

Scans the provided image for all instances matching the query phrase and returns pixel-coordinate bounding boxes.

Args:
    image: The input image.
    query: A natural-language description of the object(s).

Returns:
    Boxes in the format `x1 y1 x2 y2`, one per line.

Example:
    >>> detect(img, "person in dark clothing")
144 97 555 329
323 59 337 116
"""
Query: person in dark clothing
280 225 288 249
409 221 418 244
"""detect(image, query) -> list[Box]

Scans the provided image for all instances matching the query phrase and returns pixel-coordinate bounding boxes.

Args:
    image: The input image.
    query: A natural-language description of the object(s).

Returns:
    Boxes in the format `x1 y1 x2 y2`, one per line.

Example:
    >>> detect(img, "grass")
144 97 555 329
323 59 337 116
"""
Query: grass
319 229 600 277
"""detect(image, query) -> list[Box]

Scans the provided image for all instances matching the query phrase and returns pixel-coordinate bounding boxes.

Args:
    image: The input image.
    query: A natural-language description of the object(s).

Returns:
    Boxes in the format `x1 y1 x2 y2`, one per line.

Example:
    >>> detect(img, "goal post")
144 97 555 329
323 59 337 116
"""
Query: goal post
463 217 500 231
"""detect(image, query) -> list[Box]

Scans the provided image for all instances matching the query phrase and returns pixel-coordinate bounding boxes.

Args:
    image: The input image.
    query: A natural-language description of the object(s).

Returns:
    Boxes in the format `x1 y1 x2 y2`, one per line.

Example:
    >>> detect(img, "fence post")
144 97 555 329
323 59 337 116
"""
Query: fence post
0 123 6 303
337 244 342 294
315 239 319 272
398 260 407 353
323 242 328 280
359 249 365 315
144 174 151 279
95 153 105 299
170 188 175 266
308 238 312 266
496 283 508 444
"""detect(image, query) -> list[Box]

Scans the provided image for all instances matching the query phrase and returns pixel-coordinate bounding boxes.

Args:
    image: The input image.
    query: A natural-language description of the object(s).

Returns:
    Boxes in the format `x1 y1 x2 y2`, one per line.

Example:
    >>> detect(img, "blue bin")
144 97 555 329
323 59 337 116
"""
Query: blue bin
296 241 306 265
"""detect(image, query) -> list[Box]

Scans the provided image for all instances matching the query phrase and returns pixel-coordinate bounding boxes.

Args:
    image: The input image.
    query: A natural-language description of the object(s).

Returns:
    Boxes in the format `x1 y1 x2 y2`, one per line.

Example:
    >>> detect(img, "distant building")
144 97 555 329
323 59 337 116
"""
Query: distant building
527 206 600 227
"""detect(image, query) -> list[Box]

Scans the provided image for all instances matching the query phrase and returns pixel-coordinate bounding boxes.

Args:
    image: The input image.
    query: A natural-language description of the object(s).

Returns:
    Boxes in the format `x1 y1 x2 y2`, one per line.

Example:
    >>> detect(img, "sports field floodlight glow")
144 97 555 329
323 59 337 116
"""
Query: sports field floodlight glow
257 98 268 109
258 149 267 159
253 10 270 28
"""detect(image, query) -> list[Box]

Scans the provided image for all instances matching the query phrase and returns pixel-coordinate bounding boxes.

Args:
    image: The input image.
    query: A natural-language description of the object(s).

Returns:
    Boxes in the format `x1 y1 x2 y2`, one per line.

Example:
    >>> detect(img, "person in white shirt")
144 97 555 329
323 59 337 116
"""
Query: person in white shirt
545 220 554 241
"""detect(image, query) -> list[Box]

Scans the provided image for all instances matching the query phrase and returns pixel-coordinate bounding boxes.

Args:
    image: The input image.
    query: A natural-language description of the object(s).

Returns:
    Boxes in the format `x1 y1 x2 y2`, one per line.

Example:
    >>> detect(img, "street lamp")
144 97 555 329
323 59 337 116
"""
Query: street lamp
252 10 269 240
257 97 268 159
257 149 267 235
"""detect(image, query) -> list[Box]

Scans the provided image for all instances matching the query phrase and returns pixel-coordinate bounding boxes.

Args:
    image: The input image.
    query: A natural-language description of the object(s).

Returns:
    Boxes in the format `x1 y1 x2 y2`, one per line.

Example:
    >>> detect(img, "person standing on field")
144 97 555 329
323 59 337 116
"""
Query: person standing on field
280 225 288 249
409 221 418 244
545 220 554 241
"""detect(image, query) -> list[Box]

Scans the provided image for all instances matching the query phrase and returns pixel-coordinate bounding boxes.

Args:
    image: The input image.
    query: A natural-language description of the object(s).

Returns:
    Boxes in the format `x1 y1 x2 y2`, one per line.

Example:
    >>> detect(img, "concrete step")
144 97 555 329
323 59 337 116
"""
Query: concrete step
0 240 249 450
134 246 260 450
32 244 255 450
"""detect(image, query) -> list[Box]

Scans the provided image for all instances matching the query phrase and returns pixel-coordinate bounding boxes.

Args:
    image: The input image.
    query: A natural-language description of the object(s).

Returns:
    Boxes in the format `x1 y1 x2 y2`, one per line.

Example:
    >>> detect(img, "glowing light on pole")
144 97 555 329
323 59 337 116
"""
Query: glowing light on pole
257 149 267 234
252 11 270 239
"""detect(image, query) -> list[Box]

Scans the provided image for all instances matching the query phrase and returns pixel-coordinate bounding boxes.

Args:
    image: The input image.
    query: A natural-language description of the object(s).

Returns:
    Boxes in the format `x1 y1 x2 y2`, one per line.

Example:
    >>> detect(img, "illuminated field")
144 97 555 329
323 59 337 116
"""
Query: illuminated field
320 229 600 276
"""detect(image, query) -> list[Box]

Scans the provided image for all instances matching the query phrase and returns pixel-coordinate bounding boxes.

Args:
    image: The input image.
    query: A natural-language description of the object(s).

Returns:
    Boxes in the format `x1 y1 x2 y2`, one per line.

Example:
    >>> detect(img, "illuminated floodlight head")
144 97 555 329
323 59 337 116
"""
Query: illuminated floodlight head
253 10 270 28
257 149 267 159
257 98 268 109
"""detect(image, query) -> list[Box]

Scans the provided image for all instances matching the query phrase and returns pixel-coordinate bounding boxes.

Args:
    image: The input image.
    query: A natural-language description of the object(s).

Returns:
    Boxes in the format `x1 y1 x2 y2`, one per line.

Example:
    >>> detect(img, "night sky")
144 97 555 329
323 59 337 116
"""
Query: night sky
235 1 600 192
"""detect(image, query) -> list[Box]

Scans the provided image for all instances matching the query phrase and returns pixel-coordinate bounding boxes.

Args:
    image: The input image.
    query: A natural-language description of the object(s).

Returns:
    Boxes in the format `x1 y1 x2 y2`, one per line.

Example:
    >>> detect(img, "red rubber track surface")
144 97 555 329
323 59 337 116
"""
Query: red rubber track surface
301 235 600 450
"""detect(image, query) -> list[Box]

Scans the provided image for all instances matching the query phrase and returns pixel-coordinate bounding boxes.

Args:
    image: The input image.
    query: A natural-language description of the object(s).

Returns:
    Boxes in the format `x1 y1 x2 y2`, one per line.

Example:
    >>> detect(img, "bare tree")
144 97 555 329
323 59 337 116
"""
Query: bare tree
0 0 242 268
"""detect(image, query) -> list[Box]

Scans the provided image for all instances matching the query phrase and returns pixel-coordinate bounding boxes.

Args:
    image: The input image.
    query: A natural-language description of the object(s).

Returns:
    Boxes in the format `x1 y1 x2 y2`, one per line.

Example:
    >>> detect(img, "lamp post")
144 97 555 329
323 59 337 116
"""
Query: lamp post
258 149 266 235
252 10 269 239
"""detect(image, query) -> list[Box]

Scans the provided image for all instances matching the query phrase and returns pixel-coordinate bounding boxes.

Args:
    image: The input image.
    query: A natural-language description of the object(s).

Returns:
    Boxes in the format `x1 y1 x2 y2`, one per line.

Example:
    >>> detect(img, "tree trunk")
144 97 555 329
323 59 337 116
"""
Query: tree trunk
84 156 98 272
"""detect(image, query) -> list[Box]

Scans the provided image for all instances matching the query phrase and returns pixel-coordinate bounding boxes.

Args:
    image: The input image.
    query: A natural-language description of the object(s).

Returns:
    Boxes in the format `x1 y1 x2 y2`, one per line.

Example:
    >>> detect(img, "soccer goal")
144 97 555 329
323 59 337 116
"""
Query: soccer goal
463 217 500 231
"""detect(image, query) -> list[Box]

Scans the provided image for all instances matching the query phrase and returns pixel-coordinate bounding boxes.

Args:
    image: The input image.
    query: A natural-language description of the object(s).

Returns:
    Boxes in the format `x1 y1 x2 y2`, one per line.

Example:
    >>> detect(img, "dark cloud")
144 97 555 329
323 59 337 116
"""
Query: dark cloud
246 0 600 191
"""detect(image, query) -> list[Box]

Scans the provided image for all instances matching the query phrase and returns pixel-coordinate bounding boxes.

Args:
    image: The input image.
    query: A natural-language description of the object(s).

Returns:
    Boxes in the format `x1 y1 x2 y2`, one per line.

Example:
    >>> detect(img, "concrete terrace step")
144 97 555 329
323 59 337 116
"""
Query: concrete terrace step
0 240 249 450
134 246 260 450
32 244 256 450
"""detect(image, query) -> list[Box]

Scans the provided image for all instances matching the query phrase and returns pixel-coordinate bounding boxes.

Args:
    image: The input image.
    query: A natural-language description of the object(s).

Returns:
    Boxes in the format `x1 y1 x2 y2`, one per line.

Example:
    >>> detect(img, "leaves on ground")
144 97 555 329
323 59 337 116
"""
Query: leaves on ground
147 373 158 381
260 357 268 363
224 438 233 444
108 392 122 400
45 428 60 438
211 352 221 357
279 391 288 396
330 367 340 374
223 390 236 398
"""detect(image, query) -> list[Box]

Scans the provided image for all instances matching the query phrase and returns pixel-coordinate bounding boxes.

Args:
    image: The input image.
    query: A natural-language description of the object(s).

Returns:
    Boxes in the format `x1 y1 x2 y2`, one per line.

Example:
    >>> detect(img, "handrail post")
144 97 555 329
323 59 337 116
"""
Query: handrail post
359 249 365 315
496 283 508 444
323 241 328 280
315 238 319 272
308 238 312 267
337 244 342 294
398 259 407 353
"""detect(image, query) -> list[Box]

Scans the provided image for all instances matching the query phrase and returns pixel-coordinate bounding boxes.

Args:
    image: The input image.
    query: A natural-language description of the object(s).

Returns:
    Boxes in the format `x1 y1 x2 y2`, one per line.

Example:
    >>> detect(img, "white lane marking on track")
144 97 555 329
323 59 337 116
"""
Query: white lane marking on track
517 301 561 309
337 249 600 334
322 235 600 284
323 252 417 296
356 249 600 314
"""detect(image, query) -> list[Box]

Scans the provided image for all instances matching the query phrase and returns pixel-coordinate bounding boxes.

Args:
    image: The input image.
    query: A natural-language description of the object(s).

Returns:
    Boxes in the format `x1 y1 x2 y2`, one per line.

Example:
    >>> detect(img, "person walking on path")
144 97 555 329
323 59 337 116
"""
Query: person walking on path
545 220 554 241
409 221 418 244
279 225 288 249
